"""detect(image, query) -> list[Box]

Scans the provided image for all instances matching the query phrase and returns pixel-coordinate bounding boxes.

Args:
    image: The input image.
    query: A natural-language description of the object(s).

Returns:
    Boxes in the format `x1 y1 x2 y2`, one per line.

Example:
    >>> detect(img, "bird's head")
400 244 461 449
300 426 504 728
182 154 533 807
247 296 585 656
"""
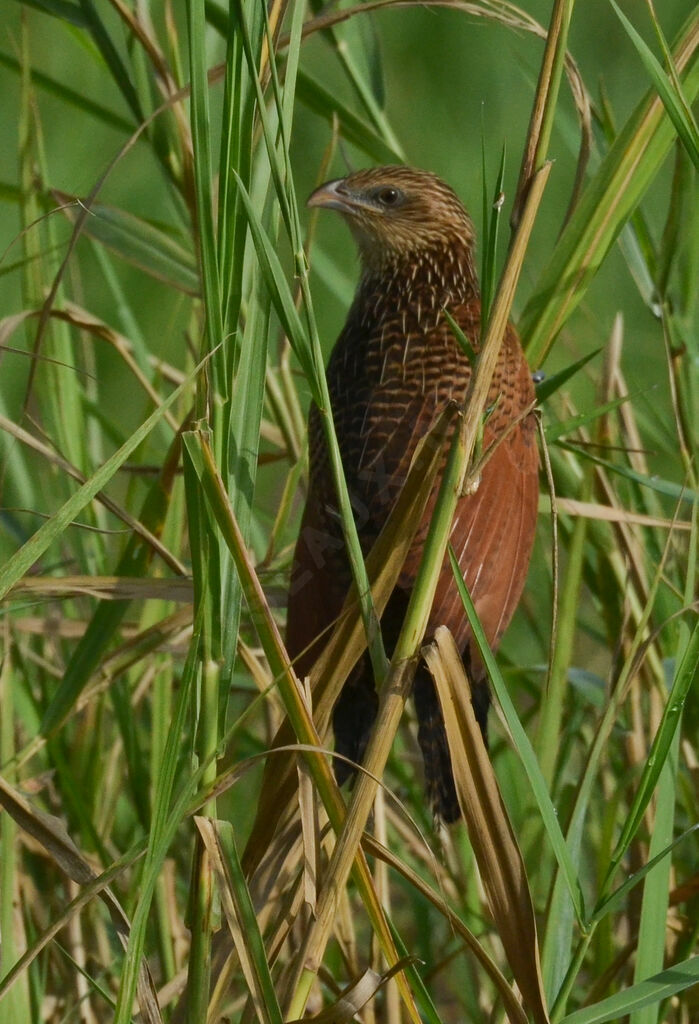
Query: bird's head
307 165 476 273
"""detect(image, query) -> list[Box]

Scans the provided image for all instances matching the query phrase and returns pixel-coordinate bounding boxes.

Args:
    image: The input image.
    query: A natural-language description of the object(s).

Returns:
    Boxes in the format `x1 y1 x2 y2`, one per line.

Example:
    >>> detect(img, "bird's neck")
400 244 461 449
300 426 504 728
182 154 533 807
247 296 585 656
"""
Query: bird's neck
357 239 479 330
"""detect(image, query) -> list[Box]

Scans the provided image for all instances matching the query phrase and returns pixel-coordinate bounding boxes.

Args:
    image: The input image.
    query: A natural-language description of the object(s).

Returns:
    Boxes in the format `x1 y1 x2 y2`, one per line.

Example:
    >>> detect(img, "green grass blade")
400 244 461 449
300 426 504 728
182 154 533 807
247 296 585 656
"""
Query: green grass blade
74 0 144 123
56 197 199 293
13 0 88 28
443 308 476 364
20 31 91 495
220 299 270 680
0 358 206 602
186 0 223 379
558 955 699 1024
231 173 316 391
216 0 261 336
591 824 698 922
0 661 32 1020
481 143 506 330
629 727 680 1024
534 348 602 402
600 621 697 894
556 442 698 502
113 601 205 1024
545 391 637 442
448 547 586 927
310 12 405 158
214 0 267 687
522 10 699 363
196 818 284 1024
609 1 699 169
295 69 404 164
40 433 183 735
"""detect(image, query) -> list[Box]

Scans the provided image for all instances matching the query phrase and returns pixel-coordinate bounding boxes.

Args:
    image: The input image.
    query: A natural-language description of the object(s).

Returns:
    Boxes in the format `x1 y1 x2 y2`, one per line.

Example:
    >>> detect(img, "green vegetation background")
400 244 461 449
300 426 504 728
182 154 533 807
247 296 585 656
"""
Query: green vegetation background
0 0 690 445
0 1 696 1022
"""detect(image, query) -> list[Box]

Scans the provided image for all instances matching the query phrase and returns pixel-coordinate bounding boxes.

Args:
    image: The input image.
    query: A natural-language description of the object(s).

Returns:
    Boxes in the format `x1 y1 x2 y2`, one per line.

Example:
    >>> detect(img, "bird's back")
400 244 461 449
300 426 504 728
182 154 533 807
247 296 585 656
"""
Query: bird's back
287 283 538 677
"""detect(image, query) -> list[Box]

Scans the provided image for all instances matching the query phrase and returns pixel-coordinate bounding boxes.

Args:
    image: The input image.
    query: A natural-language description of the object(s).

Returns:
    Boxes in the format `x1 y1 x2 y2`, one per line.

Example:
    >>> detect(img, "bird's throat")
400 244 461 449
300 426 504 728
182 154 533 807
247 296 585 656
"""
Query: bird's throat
357 239 478 333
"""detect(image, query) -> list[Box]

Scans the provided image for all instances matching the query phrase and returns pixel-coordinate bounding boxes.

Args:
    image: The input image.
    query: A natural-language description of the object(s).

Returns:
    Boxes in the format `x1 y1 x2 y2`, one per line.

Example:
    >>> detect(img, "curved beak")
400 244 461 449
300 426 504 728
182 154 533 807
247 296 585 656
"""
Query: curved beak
306 178 358 214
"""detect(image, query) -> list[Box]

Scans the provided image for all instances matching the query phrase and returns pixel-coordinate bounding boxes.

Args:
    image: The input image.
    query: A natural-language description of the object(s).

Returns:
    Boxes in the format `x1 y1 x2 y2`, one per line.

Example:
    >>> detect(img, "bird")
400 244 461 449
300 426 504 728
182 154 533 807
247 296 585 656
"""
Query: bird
286 165 539 822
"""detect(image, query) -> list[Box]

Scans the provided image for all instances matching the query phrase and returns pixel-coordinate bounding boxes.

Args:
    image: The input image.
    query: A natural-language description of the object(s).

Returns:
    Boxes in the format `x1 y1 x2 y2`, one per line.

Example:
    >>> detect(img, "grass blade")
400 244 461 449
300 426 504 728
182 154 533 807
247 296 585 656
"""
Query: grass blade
609 0 699 169
448 547 586 926
535 348 602 402
0 357 206 602
195 817 284 1024
55 194 199 293
522 10 699 363
425 628 549 1024
600 621 697 894
559 956 699 1024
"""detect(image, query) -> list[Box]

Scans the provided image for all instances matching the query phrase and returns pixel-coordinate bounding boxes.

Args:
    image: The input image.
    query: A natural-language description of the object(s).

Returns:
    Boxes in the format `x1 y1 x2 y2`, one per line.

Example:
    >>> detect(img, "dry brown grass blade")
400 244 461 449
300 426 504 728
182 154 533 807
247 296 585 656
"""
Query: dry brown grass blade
511 0 574 230
424 628 550 1024
1 297 183 431
192 805 307 1024
552 497 692 530
1 304 186 387
0 848 139 1003
285 959 419 1023
13 607 193 772
0 775 162 1023
189 434 422 1024
17 109 173 419
362 833 530 1024
280 659 419 1016
241 403 458 877
8 575 194 602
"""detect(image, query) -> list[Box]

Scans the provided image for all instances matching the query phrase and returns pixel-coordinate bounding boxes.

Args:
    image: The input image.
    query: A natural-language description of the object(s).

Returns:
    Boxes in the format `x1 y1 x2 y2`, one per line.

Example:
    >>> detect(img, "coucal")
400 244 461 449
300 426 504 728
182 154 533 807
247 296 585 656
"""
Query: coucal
286 166 538 821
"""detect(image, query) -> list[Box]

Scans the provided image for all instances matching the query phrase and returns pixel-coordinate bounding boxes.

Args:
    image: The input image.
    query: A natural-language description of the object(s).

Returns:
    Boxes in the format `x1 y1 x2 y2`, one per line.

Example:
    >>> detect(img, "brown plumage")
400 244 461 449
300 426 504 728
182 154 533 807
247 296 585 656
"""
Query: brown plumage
286 166 539 821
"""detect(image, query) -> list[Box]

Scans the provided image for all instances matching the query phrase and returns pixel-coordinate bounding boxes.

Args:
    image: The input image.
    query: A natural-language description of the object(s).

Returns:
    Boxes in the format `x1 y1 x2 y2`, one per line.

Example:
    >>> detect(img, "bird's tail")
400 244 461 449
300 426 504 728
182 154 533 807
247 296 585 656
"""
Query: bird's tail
332 655 379 786
413 663 490 824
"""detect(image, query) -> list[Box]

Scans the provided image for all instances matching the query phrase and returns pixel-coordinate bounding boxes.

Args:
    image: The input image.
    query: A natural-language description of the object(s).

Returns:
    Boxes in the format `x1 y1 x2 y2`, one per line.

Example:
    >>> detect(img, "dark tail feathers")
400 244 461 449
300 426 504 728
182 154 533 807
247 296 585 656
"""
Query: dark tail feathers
332 653 490 824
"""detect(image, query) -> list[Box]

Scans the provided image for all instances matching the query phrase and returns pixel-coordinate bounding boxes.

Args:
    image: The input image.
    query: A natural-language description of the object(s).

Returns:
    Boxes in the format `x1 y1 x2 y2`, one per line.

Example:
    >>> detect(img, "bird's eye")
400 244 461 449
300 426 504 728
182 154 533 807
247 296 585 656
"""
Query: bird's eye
375 186 403 207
